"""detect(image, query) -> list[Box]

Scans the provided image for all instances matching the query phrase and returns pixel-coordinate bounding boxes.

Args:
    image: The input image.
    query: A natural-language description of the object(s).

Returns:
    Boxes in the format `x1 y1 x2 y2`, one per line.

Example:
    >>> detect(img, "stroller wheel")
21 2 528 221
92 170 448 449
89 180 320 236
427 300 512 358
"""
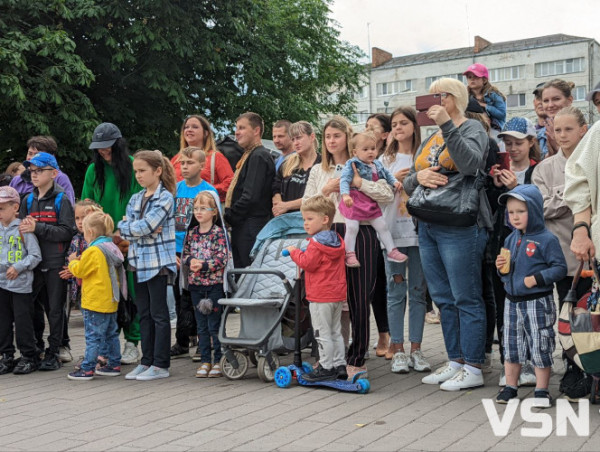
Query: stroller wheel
257 355 280 382
274 367 292 388
220 351 249 380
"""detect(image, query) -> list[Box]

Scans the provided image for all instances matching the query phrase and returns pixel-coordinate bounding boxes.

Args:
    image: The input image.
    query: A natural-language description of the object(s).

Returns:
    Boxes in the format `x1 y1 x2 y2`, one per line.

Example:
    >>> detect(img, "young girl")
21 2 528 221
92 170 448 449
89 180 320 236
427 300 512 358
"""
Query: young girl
118 150 177 381
67 212 126 380
463 63 507 136
339 132 407 267
181 191 230 378
532 107 589 308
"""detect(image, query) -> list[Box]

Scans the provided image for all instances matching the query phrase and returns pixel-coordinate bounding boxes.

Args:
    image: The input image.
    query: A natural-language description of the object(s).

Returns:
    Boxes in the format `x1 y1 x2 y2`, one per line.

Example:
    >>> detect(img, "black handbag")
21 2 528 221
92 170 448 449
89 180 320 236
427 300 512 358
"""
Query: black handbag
406 143 485 227
117 293 137 329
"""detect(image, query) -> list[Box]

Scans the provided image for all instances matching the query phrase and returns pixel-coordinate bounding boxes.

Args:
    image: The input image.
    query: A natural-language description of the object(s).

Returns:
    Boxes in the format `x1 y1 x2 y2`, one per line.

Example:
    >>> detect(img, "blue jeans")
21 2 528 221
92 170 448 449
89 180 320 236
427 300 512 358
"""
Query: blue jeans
81 309 120 371
189 284 224 364
383 246 427 344
418 223 487 365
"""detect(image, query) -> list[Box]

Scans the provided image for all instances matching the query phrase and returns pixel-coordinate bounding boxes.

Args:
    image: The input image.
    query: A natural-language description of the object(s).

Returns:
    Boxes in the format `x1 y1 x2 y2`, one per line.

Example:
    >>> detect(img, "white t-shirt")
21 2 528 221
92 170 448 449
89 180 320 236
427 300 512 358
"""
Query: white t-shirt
379 153 418 248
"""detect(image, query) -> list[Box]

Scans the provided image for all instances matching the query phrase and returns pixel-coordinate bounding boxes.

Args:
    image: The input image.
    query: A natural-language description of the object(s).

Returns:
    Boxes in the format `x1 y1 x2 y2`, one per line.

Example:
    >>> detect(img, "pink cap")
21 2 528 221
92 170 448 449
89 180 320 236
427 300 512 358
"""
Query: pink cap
463 63 489 79
0 186 20 204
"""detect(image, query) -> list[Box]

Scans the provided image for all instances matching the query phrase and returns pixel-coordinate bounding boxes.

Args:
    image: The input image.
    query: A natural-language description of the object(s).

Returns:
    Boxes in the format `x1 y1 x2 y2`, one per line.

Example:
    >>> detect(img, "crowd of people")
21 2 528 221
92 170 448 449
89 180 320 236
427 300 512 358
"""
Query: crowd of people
1 62 600 407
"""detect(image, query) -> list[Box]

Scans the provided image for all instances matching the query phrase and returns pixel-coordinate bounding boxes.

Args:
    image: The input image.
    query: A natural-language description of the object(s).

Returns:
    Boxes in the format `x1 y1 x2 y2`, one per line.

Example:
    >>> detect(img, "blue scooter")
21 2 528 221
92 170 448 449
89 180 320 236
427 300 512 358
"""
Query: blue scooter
273 250 370 394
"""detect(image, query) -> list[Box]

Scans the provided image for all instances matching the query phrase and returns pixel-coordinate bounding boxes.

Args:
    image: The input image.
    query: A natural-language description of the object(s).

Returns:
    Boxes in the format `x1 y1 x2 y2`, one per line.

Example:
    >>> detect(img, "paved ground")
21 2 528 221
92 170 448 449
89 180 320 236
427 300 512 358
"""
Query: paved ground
1 311 598 451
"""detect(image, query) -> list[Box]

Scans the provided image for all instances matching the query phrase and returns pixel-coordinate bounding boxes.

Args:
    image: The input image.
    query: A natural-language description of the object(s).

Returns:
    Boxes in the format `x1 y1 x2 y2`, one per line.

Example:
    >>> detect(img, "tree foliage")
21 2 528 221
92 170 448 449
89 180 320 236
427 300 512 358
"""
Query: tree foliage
0 0 364 189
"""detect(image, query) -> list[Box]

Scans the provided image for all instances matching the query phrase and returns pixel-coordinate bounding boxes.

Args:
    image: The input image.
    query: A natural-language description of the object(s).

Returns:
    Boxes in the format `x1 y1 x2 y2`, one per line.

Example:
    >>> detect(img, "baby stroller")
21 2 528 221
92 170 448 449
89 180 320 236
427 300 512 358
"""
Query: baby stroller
218 231 314 382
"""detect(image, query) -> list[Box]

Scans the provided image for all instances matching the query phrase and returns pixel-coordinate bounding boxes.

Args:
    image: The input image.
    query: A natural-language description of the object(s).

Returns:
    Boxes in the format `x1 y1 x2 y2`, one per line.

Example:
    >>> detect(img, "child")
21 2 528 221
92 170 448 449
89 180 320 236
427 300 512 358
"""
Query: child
118 150 177 381
18 152 76 371
181 191 229 378
339 132 407 267
171 146 218 361
463 63 507 136
0 187 42 375
495 184 567 407
67 212 126 380
286 195 348 381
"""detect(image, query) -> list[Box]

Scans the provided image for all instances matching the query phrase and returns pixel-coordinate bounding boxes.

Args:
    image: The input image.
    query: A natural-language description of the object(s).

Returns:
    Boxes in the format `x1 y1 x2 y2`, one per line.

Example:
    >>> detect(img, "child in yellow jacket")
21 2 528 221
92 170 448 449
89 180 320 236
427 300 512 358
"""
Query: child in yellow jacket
67 212 126 380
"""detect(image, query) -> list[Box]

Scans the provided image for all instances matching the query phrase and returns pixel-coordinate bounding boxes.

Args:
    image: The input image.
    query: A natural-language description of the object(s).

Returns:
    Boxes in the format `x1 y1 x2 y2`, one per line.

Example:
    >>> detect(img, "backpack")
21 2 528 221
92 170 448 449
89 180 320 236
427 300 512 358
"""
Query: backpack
26 191 64 220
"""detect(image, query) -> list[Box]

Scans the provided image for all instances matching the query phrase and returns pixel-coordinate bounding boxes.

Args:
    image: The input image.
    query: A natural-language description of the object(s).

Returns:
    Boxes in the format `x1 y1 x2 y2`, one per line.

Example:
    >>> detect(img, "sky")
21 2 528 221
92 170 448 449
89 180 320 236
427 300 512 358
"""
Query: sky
329 0 600 61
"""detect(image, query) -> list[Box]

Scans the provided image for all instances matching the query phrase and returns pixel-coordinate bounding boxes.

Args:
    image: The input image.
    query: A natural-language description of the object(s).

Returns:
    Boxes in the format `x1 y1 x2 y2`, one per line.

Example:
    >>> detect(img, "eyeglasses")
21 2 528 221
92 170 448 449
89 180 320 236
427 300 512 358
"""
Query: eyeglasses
433 93 450 99
29 168 54 175
193 207 215 213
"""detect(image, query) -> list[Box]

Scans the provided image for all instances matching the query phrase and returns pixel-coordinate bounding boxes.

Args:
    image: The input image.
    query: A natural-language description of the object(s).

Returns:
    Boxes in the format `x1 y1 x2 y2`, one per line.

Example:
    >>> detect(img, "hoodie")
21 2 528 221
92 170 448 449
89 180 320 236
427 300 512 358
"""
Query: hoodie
499 184 567 300
0 219 42 293
289 230 346 303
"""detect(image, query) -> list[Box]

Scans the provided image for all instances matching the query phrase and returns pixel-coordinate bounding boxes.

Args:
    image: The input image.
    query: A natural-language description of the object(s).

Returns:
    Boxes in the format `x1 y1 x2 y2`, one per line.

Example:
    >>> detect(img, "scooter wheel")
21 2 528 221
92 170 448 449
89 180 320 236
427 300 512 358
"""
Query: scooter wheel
302 361 313 374
274 367 292 388
357 379 370 394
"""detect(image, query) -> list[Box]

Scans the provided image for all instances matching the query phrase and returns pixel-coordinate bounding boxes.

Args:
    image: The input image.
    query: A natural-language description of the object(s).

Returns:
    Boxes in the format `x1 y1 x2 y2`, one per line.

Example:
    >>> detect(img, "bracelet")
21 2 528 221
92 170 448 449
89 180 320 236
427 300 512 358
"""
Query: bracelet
571 222 591 239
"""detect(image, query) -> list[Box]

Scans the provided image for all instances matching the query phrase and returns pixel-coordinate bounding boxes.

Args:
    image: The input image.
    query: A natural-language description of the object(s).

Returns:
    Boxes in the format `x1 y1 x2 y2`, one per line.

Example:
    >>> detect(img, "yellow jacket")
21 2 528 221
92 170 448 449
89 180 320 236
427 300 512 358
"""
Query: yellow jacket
68 246 118 313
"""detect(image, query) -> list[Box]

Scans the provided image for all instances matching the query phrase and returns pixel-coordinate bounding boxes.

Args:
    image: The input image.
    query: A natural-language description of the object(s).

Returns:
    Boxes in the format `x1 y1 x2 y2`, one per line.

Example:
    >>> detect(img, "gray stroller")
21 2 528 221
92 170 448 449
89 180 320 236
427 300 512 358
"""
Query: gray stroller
218 235 314 382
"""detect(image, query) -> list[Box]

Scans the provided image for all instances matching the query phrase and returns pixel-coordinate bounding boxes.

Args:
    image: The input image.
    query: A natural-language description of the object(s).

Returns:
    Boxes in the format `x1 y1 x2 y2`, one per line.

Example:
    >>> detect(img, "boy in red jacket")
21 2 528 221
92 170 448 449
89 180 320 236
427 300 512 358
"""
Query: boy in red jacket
286 195 347 381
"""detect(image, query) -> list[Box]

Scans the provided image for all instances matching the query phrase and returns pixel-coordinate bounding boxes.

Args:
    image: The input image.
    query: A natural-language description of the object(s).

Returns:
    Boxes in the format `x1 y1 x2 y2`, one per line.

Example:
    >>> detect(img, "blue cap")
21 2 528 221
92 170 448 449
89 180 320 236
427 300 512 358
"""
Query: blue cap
498 117 536 140
24 152 59 170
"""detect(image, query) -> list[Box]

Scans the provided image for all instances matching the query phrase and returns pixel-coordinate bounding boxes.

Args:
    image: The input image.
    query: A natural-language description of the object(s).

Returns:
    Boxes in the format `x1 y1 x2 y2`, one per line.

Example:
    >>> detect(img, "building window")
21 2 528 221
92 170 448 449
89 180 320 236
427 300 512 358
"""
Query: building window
488 66 524 82
535 58 584 77
376 80 415 96
426 74 465 89
506 93 527 108
574 86 587 101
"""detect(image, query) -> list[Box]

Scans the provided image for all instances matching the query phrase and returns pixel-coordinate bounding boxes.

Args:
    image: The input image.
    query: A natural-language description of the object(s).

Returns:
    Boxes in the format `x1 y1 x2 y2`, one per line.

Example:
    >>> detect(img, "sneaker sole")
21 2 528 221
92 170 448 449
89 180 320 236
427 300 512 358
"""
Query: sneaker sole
95 371 121 377
67 375 94 381
208 373 223 378
440 382 485 392
195 373 208 378
391 368 410 374
387 257 408 263
136 374 169 381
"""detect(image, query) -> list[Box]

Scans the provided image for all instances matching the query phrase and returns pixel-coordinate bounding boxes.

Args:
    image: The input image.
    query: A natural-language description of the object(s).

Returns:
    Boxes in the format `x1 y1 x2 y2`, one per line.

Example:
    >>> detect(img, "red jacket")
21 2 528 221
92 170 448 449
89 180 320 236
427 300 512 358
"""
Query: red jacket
289 234 346 303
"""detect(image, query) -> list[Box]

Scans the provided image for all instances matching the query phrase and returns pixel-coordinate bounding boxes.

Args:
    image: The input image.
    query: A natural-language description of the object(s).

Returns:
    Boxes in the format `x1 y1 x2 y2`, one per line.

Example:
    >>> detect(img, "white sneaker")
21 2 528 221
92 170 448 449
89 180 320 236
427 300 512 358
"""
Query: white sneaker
421 362 460 385
121 342 140 365
409 350 431 372
391 352 410 373
519 362 537 386
58 346 73 363
125 364 148 380
136 365 170 381
440 367 484 391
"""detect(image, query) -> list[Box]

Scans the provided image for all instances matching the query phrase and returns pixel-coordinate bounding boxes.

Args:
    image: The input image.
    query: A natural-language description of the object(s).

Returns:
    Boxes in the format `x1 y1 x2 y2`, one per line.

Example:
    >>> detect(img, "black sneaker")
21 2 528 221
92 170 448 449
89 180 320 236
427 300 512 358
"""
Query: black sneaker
0 354 15 375
496 386 518 404
336 365 348 381
38 350 62 371
302 364 337 382
13 356 38 375
532 390 553 408
170 343 189 358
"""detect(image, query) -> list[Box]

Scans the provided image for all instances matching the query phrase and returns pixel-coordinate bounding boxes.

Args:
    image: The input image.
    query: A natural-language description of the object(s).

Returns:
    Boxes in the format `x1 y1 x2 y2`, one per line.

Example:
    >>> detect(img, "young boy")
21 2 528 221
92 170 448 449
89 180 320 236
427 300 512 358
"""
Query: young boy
171 147 218 361
286 195 347 381
0 187 42 375
19 153 76 371
495 184 567 407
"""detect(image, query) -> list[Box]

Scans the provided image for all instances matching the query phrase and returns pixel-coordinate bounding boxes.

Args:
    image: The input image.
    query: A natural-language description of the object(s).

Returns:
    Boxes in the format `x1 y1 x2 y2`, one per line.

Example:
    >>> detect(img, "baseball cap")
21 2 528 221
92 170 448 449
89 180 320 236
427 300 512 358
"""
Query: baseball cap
532 82 545 97
498 117 536 140
498 191 526 206
585 81 600 101
23 152 59 170
89 123 122 149
0 186 20 204
463 63 489 79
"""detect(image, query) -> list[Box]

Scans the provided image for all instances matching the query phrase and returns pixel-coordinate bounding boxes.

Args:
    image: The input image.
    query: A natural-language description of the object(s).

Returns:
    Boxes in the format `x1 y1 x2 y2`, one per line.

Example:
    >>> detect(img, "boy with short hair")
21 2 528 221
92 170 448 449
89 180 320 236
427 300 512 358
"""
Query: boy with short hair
0 187 42 375
286 195 347 381
171 147 218 360
19 153 76 371
495 184 567 407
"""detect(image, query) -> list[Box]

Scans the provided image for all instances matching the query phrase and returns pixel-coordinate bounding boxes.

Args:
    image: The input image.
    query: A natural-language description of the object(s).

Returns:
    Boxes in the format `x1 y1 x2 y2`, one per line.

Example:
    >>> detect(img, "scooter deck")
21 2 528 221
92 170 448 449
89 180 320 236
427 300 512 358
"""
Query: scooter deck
275 364 370 394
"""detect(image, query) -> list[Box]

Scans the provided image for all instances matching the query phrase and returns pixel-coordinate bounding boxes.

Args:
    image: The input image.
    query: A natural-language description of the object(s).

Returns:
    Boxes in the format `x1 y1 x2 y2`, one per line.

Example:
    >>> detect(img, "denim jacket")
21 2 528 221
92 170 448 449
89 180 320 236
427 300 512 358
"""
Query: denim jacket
483 91 507 131
340 157 397 195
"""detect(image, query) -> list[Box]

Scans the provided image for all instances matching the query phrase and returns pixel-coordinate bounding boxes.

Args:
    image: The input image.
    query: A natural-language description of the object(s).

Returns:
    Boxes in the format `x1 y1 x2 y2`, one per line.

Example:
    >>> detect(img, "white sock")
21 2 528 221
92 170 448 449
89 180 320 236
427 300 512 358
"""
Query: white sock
464 364 482 375
449 361 463 370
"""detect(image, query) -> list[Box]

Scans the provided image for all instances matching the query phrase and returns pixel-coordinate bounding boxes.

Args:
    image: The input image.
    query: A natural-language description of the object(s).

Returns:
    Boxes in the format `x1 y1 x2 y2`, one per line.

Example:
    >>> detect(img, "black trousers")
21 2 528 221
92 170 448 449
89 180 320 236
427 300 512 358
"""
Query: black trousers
490 268 506 363
371 246 389 334
32 268 67 353
231 216 269 269
173 257 196 348
135 274 171 369
0 288 36 358
482 261 496 354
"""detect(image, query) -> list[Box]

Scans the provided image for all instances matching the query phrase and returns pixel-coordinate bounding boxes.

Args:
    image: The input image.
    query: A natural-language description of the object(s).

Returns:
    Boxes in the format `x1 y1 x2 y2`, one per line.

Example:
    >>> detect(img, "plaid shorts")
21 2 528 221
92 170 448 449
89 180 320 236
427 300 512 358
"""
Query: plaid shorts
503 294 556 368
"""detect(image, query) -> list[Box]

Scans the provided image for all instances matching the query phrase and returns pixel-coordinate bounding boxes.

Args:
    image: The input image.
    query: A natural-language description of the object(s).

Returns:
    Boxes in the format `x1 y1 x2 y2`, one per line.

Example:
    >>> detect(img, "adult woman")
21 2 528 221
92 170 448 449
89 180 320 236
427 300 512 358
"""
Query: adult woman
379 107 430 373
171 115 233 202
365 113 392 356
272 121 321 216
541 79 574 157
82 122 142 365
403 78 491 391
303 116 394 379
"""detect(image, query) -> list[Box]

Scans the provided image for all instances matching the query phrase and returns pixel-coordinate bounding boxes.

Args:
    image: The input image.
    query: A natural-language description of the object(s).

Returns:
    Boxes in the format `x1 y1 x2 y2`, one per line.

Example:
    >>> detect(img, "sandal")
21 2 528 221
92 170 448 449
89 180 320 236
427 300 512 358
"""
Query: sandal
208 363 222 378
195 362 211 378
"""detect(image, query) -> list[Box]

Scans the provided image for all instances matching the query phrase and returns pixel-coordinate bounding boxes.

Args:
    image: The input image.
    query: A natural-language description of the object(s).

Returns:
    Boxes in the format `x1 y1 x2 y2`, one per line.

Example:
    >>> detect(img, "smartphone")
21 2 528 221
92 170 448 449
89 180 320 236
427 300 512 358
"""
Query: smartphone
416 111 436 127
415 94 442 112
497 152 510 171
333 164 344 178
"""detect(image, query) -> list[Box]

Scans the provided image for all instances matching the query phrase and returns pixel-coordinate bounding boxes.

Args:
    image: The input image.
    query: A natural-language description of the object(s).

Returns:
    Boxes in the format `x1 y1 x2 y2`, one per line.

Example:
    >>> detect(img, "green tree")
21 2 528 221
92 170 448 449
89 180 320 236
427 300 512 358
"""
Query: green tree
0 0 363 190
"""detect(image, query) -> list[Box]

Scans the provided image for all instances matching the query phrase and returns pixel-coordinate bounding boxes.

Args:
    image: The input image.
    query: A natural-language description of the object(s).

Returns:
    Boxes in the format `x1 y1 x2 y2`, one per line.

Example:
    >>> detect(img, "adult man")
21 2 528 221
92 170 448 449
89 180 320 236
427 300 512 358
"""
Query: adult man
586 81 600 114
272 120 293 171
225 112 275 268
532 83 549 158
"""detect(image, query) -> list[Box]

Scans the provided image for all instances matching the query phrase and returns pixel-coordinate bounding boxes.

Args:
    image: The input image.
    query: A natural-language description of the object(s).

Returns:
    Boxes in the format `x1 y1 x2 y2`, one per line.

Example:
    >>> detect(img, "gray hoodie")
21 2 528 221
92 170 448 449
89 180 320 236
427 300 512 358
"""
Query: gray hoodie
0 219 42 293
